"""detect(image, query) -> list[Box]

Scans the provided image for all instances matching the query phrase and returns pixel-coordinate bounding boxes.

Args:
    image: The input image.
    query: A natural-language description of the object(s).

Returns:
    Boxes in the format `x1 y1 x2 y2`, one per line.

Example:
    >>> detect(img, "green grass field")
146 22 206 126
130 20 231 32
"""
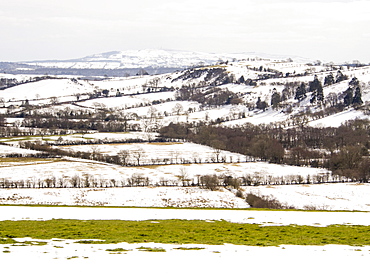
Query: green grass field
1 219 369 246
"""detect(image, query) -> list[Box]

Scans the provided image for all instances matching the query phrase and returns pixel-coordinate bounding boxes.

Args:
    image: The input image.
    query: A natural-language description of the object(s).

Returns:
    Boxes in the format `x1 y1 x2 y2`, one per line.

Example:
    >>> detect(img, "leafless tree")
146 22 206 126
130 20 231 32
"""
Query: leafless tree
178 167 190 186
132 147 144 165
172 103 184 115
118 150 130 166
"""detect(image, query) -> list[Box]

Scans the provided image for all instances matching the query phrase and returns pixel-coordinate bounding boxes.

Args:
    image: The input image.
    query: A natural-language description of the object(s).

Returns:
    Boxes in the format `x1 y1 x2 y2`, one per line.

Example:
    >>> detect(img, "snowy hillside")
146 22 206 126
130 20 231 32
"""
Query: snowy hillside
20 49 313 70
1 182 369 210
0 52 369 211
1 58 370 128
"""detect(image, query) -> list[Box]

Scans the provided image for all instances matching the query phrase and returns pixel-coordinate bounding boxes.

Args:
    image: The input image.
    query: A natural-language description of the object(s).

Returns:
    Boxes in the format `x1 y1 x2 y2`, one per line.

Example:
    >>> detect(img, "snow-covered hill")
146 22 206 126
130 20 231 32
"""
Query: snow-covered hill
21 49 313 70
1 57 369 128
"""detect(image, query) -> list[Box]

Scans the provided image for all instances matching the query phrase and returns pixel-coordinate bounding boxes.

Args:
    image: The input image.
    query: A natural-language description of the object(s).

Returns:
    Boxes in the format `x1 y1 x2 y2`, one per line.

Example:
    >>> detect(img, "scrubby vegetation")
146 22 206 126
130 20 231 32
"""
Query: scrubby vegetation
246 193 296 209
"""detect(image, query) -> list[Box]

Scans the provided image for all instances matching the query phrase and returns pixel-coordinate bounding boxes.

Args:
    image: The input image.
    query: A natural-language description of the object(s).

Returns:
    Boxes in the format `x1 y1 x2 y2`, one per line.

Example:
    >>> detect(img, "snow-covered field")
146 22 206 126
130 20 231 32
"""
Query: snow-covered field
0 187 248 208
0 157 330 186
0 78 95 104
0 182 369 211
243 183 370 211
0 144 39 155
1 206 370 225
1 206 369 278
309 108 369 128
1 239 368 278
0 132 159 145
57 142 247 164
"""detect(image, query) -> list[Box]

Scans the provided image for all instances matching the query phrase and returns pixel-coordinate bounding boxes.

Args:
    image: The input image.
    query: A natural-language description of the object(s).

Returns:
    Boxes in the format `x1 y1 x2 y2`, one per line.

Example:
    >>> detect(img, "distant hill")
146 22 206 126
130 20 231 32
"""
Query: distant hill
0 49 313 77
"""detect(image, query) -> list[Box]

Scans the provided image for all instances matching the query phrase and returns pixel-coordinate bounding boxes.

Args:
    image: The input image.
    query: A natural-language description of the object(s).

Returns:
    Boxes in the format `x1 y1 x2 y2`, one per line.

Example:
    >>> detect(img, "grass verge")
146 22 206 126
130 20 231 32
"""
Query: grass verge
0 219 369 246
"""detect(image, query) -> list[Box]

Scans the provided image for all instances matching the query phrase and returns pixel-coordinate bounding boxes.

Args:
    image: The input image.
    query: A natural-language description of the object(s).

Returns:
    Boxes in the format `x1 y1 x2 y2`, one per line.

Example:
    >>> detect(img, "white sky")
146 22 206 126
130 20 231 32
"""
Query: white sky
0 0 369 63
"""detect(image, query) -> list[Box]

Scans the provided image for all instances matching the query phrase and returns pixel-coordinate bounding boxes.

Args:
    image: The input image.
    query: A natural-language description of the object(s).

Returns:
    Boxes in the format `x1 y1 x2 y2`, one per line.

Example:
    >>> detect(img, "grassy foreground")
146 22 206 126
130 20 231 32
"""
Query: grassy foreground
1 219 370 246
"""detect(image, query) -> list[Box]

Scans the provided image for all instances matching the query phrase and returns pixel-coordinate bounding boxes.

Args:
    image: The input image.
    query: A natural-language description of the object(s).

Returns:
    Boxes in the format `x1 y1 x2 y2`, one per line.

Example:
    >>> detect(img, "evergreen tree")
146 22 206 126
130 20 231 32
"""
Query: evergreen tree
309 76 324 104
310 83 324 104
343 87 353 107
271 89 281 110
256 97 268 111
335 70 347 83
308 75 321 92
352 87 363 106
295 83 307 101
324 73 335 86
343 77 362 107
349 77 359 87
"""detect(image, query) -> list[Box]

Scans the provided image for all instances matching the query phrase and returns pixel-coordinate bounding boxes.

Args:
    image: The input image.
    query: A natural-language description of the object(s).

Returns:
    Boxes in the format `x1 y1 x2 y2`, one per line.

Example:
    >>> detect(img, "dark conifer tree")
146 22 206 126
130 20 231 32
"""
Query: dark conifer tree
324 73 335 86
271 90 281 109
343 87 353 107
349 77 359 87
308 75 321 92
256 97 268 111
336 70 346 83
309 75 324 104
295 83 307 101
352 87 363 106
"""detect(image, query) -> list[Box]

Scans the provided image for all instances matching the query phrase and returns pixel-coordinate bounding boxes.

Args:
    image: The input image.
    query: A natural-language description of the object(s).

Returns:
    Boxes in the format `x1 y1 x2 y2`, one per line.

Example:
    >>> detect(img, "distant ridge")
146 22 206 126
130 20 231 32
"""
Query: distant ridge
1 49 314 76
23 49 313 69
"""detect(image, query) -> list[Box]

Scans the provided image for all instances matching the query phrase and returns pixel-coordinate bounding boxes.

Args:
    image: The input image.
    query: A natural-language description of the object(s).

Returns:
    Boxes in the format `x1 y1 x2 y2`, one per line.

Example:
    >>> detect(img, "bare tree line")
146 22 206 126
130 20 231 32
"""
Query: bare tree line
0 172 343 190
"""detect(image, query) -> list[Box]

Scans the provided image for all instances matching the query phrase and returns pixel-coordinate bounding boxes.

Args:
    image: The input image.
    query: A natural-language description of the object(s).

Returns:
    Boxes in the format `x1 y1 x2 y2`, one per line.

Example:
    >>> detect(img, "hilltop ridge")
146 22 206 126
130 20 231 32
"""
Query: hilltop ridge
1 49 314 76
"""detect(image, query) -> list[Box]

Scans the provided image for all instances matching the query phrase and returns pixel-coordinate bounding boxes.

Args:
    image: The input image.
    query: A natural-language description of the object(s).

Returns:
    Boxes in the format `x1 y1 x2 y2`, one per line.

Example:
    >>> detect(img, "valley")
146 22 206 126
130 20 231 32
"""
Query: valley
1 49 370 278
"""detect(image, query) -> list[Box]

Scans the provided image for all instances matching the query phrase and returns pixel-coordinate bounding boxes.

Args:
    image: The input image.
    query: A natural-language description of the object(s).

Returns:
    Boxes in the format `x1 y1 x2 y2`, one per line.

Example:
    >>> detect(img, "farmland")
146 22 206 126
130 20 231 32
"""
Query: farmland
1 54 370 278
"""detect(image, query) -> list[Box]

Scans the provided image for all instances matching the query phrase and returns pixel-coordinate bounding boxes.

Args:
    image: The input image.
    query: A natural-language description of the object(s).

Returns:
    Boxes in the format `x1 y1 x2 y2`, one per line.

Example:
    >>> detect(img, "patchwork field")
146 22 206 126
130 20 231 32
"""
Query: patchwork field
1 207 370 278
1 59 370 278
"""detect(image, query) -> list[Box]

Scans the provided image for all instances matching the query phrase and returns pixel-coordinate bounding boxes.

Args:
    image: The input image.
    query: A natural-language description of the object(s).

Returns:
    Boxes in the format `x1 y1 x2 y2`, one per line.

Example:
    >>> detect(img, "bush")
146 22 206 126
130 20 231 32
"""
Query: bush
200 174 220 191
246 193 296 209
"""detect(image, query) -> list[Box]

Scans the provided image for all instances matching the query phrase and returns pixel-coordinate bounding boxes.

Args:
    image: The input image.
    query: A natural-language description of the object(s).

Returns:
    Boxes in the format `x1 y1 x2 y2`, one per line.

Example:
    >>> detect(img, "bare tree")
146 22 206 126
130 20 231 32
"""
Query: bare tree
148 106 158 120
132 147 144 165
90 146 101 160
118 150 130 166
178 167 190 186
148 77 160 92
74 93 81 101
172 103 184 115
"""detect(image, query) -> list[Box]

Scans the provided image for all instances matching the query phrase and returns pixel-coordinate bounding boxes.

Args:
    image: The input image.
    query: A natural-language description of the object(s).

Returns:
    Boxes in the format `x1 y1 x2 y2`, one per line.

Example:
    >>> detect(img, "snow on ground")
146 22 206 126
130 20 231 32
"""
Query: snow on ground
56 131 159 142
0 78 94 103
243 183 370 211
57 142 246 164
309 108 368 127
90 75 153 88
0 188 248 208
222 108 289 126
0 144 39 155
1 205 369 225
123 100 200 117
0 158 330 186
0 182 369 211
0 132 159 145
80 131 159 141
1 239 368 278
79 91 177 109
1 204 369 278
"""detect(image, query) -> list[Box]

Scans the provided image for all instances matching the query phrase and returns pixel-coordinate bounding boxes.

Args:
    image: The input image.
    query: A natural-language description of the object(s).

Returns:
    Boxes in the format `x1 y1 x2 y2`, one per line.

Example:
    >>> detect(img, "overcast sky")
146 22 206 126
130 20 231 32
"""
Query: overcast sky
1 0 369 63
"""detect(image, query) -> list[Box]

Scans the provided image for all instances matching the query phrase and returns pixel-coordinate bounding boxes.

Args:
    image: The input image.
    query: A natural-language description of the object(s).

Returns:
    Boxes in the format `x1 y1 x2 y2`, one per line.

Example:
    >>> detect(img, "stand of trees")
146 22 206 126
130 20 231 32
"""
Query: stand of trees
159 119 370 181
